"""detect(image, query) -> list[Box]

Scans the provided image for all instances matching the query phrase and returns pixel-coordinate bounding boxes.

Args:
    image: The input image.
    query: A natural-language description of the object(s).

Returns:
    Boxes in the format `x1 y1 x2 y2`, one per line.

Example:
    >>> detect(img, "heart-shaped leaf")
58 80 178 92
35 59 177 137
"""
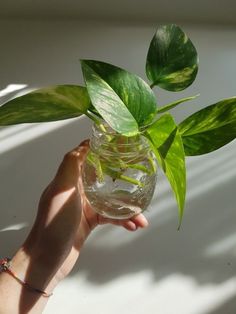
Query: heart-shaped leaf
179 97 236 155
145 113 186 226
146 24 198 91
0 85 90 125
81 60 157 129
81 61 138 136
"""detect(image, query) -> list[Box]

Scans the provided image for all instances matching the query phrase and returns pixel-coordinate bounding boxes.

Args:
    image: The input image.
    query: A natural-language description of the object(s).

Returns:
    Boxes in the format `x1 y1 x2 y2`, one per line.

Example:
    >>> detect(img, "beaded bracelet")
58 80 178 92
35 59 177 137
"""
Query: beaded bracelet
0 258 53 297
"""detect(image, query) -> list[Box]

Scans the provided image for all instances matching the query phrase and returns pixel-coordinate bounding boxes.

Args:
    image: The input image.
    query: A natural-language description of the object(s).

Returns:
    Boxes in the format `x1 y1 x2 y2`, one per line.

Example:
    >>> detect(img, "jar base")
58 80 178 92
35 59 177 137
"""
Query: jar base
87 193 143 220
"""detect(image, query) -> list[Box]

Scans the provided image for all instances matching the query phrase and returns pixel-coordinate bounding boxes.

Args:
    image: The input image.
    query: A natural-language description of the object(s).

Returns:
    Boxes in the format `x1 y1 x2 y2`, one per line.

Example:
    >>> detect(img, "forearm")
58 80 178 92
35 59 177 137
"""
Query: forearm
0 211 92 314
0 247 57 313
0 245 80 314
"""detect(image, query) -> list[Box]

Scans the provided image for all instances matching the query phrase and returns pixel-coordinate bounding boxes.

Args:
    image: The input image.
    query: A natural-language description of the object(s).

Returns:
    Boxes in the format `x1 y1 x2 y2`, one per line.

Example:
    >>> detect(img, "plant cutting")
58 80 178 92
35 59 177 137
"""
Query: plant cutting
0 24 235 227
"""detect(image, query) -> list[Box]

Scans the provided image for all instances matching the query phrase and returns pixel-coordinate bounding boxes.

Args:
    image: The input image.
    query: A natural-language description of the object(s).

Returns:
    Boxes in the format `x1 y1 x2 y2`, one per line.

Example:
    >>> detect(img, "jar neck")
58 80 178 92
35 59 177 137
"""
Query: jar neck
90 122 150 158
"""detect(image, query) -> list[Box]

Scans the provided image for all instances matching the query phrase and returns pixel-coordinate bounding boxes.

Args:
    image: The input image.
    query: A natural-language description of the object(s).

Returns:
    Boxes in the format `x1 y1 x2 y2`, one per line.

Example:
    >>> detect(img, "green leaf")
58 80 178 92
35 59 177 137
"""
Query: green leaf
179 97 236 155
0 85 90 125
145 113 186 226
157 94 199 114
146 24 198 91
81 61 138 136
81 60 157 128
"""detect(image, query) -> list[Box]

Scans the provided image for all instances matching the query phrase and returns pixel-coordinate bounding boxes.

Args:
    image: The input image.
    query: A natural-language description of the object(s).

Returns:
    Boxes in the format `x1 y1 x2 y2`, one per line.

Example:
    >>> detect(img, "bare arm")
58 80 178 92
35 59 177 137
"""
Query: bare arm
0 140 148 314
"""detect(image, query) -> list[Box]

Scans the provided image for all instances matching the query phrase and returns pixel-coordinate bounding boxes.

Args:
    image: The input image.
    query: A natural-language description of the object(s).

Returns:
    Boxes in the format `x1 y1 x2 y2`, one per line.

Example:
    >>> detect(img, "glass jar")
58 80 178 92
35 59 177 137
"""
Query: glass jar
82 122 157 219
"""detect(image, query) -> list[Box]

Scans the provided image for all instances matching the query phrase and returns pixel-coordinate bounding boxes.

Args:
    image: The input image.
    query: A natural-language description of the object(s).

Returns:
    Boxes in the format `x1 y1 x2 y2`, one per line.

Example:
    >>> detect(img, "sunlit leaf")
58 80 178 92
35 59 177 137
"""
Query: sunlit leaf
146 24 198 91
145 114 186 225
157 94 199 114
179 97 236 155
0 85 90 125
81 60 139 136
81 60 157 128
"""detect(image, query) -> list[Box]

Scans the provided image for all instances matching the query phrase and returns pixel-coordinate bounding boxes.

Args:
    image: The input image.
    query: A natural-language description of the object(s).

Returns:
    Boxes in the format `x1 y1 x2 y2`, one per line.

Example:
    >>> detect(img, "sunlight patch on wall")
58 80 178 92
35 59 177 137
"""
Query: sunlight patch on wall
0 84 27 98
0 118 79 154
0 222 28 232
46 271 236 314
0 83 82 154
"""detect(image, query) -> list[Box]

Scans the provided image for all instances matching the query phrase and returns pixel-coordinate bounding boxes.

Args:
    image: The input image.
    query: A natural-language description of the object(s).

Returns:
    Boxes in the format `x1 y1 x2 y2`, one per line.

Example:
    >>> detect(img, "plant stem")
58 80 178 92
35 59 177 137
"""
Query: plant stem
102 163 144 187
123 163 151 174
85 110 101 125
148 155 157 173
87 152 104 182
119 174 144 187
150 82 156 89
86 119 150 187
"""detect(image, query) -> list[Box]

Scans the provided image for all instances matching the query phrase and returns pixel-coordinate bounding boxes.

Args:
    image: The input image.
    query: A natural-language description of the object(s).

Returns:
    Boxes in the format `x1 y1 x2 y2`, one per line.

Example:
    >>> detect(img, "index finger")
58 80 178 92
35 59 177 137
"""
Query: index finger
72 139 90 157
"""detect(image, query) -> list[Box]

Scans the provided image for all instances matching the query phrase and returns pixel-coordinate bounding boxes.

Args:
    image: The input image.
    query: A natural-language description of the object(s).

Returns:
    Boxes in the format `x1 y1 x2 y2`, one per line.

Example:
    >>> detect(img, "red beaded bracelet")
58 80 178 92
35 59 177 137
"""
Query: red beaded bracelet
0 258 53 297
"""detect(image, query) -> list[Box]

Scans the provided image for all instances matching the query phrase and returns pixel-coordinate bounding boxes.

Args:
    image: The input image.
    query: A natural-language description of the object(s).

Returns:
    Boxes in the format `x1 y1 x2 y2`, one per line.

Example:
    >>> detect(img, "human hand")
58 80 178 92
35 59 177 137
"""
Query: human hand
0 140 149 313
24 139 149 282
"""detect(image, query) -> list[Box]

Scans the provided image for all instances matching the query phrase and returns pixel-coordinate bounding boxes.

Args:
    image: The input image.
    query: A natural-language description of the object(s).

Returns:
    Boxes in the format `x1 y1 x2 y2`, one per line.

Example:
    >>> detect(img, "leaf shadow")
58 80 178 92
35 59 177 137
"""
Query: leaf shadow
158 127 177 159
0 119 236 313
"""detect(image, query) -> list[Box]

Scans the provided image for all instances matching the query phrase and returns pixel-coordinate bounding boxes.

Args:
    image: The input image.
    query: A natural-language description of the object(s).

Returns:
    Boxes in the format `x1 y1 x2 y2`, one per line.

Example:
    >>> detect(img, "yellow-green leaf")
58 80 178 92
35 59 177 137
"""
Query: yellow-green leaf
179 97 236 155
157 94 199 114
81 60 139 136
145 114 186 226
81 60 157 129
0 85 90 125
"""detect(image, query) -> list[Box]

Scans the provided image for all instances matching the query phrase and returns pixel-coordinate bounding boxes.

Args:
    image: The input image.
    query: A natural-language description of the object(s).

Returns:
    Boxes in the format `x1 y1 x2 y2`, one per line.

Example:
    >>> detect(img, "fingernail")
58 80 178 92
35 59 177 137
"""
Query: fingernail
140 216 149 228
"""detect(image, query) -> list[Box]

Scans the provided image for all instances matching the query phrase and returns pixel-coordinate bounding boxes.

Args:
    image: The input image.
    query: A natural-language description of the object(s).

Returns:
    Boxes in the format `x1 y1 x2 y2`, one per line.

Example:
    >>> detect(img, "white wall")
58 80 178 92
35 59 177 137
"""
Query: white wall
0 19 236 314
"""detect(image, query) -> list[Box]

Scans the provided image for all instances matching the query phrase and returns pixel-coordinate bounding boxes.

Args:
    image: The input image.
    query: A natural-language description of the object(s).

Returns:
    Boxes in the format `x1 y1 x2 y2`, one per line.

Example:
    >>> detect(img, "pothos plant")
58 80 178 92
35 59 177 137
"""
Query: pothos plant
0 24 235 227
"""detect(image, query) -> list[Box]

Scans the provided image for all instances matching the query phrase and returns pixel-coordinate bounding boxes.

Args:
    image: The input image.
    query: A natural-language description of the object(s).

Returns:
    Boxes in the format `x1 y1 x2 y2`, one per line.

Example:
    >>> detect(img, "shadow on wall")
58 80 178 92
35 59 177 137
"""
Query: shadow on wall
205 294 236 314
75 152 236 285
0 109 236 312
0 116 92 254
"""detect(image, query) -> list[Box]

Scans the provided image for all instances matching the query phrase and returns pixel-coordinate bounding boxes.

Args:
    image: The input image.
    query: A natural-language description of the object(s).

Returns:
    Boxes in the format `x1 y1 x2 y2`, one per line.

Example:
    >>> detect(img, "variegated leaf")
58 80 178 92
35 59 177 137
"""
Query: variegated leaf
0 85 90 125
157 94 199 114
81 60 157 129
179 97 236 155
81 60 139 136
145 113 186 225
146 24 198 91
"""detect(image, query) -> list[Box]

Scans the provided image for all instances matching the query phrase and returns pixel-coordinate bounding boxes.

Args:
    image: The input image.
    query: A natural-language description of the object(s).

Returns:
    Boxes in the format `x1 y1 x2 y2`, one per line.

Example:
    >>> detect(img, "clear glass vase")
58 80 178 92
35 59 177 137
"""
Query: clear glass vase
82 122 157 219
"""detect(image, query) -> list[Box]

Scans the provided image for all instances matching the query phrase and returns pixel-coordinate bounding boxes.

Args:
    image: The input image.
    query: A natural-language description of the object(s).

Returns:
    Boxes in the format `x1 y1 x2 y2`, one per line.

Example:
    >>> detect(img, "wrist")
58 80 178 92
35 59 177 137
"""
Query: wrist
0 247 60 313
22 226 79 283
11 246 60 294
21 230 83 285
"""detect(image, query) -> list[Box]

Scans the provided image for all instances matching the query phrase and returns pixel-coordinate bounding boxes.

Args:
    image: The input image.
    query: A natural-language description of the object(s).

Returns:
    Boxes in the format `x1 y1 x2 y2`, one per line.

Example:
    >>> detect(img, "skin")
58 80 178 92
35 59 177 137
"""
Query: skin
0 140 149 314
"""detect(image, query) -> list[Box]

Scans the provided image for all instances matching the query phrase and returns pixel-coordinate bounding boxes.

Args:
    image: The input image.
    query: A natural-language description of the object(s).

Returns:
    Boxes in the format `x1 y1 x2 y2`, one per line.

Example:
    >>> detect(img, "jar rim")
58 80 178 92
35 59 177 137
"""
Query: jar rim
90 120 151 155
92 120 148 137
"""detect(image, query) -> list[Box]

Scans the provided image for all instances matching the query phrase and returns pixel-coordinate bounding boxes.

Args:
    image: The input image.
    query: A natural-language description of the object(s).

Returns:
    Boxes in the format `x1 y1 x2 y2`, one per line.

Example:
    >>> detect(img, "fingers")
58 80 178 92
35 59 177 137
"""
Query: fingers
70 139 90 162
122 220 139 231
130 214 149 228
123 214 149 231
98 213 149 232
62 139 90 167
52 139 90 188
